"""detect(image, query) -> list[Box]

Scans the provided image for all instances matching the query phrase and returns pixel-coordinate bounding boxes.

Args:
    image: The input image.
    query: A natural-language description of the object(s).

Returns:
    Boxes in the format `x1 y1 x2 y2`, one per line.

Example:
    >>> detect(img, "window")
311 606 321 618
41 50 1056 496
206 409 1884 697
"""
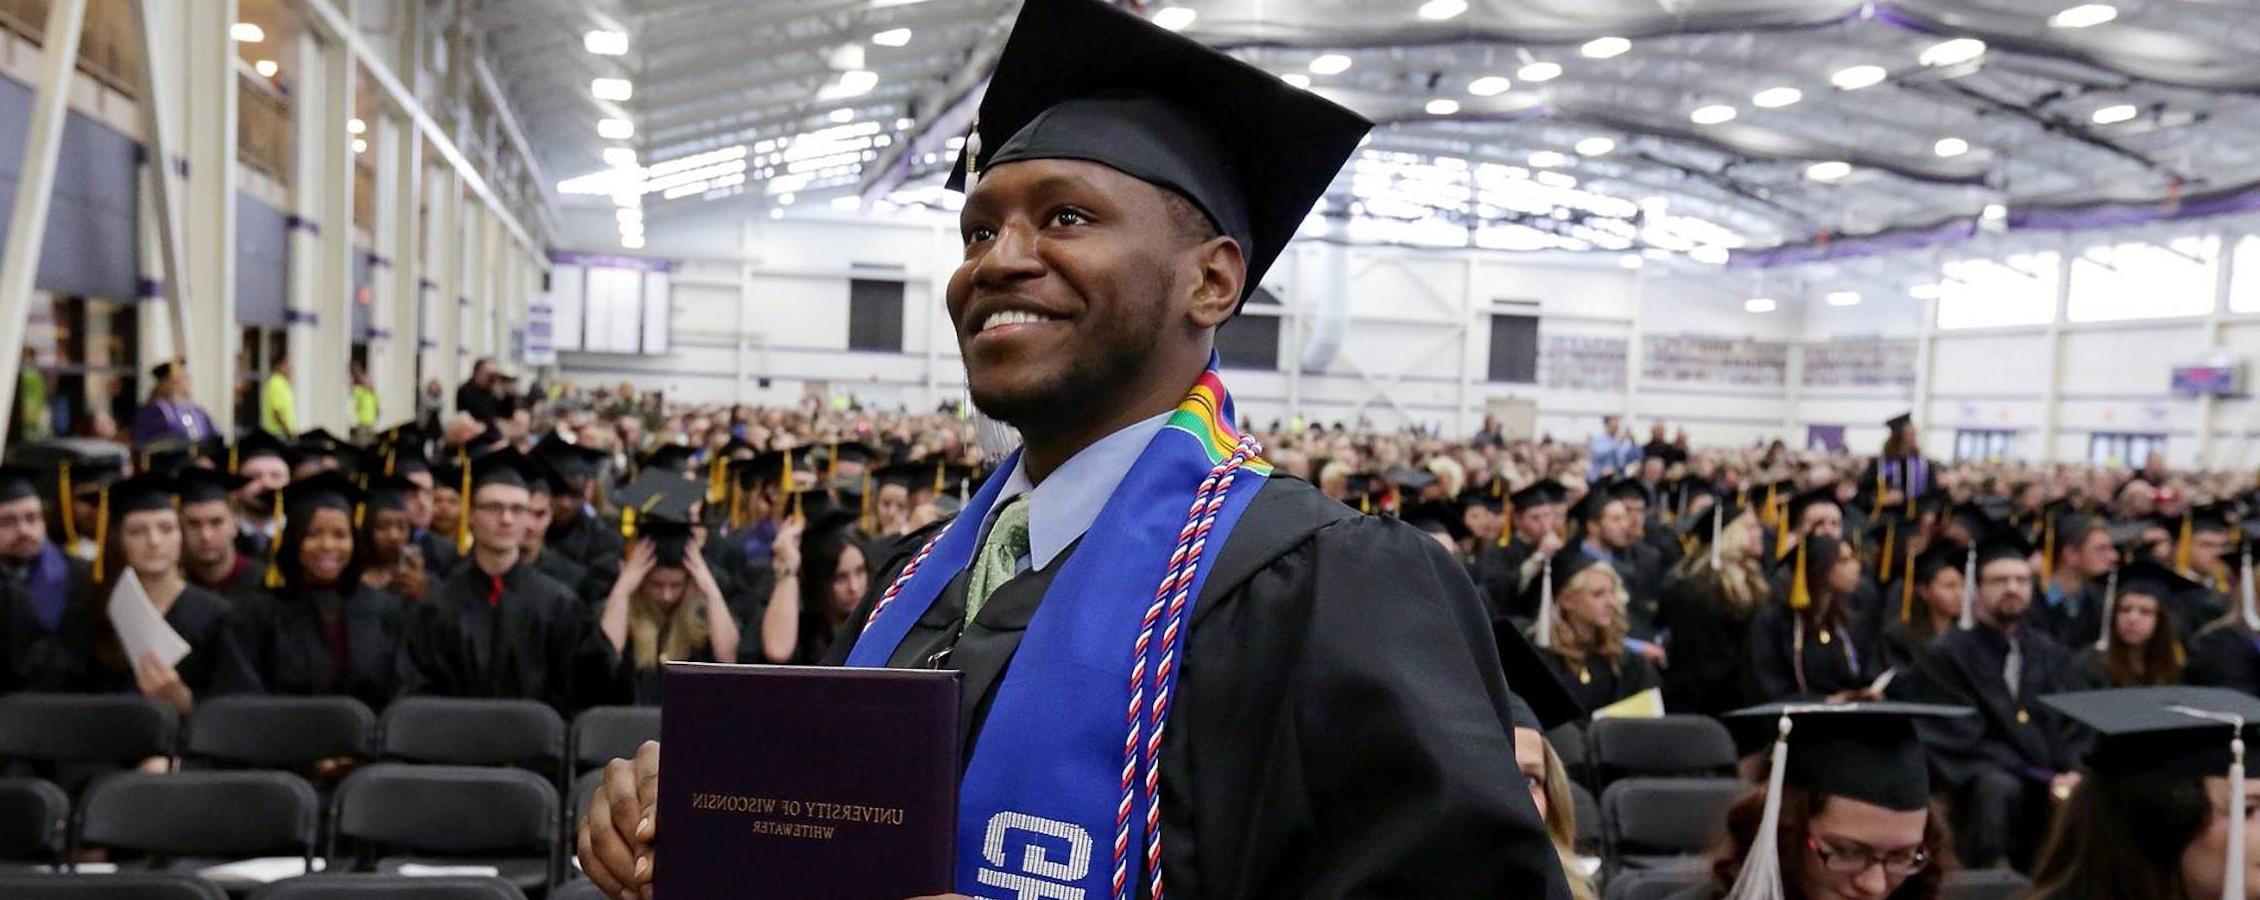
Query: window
1216 288 1282 370
847 279 905 352
2089 433 2167 469
1937 252 2059 330
2230 235 2260 313
1488 314 1539 383
2068 237 2215 323
1953 429 2015 463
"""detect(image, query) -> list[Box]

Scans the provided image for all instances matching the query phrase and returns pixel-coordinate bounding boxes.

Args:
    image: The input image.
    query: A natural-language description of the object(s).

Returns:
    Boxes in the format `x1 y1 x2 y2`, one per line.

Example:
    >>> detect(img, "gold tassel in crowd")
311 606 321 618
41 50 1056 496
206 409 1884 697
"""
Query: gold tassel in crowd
56 462 75 547
826 442 840 483
228 444 239 474
353 502 366 530
1876 520 1896 583
1871 465 1885 517
2040 517 2056 581
2177 512 2195 573
454 450 473 555
860 472 874 533
727 478 744 532
932 459 944 496
1497 500 1514 548
1899 549 1915 624
620 507 638 540
90 486 109 583
1788 540 1811 611
707 455 728 505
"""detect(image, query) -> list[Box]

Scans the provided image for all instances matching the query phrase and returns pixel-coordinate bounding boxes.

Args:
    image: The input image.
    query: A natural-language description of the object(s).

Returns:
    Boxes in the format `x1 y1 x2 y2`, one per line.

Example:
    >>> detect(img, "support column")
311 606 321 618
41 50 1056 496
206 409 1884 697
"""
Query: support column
128 0 191 361
1455 255 1479 437
315 36 358 432
284 29 325 433
428 167 464 408
2037 241 2073 464
1625 263 1647 421
371 114 413 426
1911 294 1941 455
0 0 88 444
2197 232 2235 470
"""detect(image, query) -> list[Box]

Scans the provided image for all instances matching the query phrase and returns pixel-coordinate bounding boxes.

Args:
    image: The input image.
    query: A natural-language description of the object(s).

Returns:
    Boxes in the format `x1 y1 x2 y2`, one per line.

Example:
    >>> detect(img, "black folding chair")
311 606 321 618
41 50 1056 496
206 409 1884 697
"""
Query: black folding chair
549 880 608 900
0 777 68 866
1569 781 1602 857
565 768 605 847
569 706 658 774
74 771 319 875
1587 715 1736 787
249 875 528 899
1941 868 2032 900
379 698 566 782
187 695 376 771
0 695 178 790
1601 777 1747 879
331 764 558 895
1602 867 1711 900
1546 721 1590 787
0 872 227 899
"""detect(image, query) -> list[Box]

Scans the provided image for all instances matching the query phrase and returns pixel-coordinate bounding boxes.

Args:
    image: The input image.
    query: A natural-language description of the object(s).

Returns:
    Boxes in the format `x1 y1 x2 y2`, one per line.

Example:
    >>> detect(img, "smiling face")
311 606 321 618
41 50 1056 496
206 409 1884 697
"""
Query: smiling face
297 507 354 586
946 158 1243 430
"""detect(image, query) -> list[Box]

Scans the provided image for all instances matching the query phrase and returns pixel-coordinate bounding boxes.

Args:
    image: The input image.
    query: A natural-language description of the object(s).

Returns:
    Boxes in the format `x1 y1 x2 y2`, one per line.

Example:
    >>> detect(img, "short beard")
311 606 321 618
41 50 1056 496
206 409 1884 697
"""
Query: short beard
969 313 1165 432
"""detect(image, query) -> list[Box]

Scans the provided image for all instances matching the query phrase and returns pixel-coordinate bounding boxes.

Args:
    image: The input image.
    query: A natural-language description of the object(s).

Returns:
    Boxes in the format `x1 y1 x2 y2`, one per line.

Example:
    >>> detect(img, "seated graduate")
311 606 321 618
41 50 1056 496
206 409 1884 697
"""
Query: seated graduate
1685 703 1965 900
1899 524 2091 872
2073 559 2187 689
214 472 402 711
0 463 93 693
395 449 608 714
1512 692 1597 900
597 472 738 705
1877 540 1966 678
1747 535 1886 704
535 434 623 594
2028 686 2260 900
2029 510 2114 648
758 505 871 665
2186 522 2260 696
2163 503 2236 640
1603 478 1671 643
357 475 429 604
420 454 467 579
1528 545 1659 715
1476 480 1568 624
80 473 233 716
229 431 292 562
1658 488 1765 718
516 456 598 605
174 466 265 603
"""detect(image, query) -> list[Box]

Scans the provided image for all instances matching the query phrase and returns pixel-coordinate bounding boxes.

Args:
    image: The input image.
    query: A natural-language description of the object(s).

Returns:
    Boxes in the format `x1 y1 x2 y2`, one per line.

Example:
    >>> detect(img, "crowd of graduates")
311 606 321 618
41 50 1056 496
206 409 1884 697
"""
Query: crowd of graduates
11 385 2260 896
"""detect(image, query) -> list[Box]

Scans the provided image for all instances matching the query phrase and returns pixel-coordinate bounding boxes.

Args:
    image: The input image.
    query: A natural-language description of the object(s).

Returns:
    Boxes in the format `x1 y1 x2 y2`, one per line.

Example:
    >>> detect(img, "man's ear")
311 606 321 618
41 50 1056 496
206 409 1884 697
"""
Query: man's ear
1185 236 1245 330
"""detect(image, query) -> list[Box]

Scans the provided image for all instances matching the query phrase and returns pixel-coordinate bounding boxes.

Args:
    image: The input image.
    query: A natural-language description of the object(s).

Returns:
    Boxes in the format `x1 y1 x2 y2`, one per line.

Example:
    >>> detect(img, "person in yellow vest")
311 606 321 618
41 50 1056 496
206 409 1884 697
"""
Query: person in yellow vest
259 354 296 435
350 360 380 432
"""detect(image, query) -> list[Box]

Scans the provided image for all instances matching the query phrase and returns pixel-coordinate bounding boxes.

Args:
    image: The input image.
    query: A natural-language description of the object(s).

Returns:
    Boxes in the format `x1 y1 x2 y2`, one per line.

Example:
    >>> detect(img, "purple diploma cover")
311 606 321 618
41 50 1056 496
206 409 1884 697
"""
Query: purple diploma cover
657 663 960 899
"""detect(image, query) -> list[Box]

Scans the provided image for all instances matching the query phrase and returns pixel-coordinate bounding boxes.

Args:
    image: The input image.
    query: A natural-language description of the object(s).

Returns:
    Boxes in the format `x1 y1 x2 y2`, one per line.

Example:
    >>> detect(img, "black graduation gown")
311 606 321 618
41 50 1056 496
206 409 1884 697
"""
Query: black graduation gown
0 552 95 693
2184 622 2260 695
528 549 597 610
547 511 624 589
706 536 773 630
1744 603 1882 703
1617 542 1668 640
1472 536 1538 623
2027 580 2105 649
1902 625 2089 789
608 639 717 707
1858 455 1935 505
190 555 269 604
414 529 462 581
78 584 233 698
214 584 403 710
1539 645 1660 717
1655 574 1755 718
2167 580 2231 641
394 561 612 714
823 477 1569 900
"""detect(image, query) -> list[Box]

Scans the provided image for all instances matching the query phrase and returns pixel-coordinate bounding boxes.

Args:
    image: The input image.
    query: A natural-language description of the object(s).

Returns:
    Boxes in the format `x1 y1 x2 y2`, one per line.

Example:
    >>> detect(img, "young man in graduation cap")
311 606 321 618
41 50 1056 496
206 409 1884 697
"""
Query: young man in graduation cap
537 435 625 584
578 1 1568 897
1899 524 2093 872
177 466 264 601
517 453 600 607
0 463 92 693
1475 479 1568 624
2184 518 2260 697
231 430 293 561
395 449 610 714
2027 510 2115 648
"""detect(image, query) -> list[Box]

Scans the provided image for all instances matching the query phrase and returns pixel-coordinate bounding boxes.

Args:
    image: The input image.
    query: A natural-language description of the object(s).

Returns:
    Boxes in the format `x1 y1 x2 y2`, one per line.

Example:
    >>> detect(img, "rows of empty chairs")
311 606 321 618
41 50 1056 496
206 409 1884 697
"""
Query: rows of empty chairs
0 692 657 898
1547 715 2032 900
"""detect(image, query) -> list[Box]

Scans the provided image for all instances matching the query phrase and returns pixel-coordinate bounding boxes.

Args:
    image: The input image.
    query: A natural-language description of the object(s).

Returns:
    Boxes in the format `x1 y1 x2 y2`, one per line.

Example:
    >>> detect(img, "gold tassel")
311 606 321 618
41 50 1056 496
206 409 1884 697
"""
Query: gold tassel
1497 501 1514 548
384 450 397 477
1776 529 1796 563
454 449 473 555
90 486 109 582
620 507 637 540
2040 517 2055 581
1899 547 1915 624
1871 464 1885 517
727 478 744 532
932 459 944 496
1788 540 1811 611
1877 520 1896 582
353 502 366 530
791 489 804 525
1761 483 1779 529
1360 495 1370 515
57 462 75 547
826 441 839 483
228 444 239 474
860 472 874 533
706 454 728 504
2177 512 2194 573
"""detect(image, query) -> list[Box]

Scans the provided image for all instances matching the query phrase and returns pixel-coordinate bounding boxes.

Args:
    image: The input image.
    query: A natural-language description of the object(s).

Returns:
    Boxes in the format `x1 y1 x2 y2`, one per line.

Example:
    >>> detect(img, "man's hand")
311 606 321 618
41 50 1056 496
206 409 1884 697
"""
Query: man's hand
578 740 660 900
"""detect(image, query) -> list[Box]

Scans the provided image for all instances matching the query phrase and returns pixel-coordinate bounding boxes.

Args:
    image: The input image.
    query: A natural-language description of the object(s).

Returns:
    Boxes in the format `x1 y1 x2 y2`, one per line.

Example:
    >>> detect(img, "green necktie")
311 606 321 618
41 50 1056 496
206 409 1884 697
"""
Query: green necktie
964 494 1031 623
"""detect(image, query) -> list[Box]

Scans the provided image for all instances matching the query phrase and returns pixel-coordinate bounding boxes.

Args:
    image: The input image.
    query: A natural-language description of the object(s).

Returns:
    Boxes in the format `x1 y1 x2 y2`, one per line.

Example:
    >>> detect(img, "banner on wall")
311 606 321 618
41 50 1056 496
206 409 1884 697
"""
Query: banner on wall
524 300 555 366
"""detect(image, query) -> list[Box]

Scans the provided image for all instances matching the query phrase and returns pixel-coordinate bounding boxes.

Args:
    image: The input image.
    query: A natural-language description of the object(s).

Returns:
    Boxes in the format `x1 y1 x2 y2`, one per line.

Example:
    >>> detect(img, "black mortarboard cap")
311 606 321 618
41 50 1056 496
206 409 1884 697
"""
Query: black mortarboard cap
1913 539 1968 586
1785 485 1840 529
232 431 290 467
429 458 464 496
873 461 926 491
1724 702 1971 811
469 449 537 491
289 429 352 469
1498 618 1582 730
1974 522 2035 568
150 359 179 381
1508 480 1564 509
282 470 364 518
2043 686 2260 778
614 468 705 565
1886 412 1913 430
1383 464 1436 492
362 474 417 512
2188 501 2235 534
535 435 607 483
1403 500 1469 543
102 472 179 521
638 443 700 475
174 467 248 506
519 455 572 497
1605 477 1652 506
1457 487 1503 514
947 0 1371 308
2115 557 2198 603
0 465 39 504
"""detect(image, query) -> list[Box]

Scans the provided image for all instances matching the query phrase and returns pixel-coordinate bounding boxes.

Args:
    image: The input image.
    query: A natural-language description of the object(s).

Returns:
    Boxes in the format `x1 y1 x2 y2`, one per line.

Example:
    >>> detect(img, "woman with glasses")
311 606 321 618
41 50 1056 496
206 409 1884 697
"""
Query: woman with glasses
1680 703 1965 900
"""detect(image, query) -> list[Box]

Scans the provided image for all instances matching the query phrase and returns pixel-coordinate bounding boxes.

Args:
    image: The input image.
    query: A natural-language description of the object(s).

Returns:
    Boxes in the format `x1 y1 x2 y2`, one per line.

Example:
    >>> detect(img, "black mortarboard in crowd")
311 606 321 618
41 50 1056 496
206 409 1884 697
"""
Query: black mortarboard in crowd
946 0 1372 309
362 474 418 513
1885 412 1913 431
1402 500 1469 543
2046 686 2260 779
1784 485 1839 531
230 431 290 473
175 467 248 507
614 468 705 566
1715 702 1971 898
1508 480 1565 510
638 443 700 476
101 472 178 523
0 465 40 505
469 449 538 492
290 429 353 473
1383 464 1436 493
282 470 364 520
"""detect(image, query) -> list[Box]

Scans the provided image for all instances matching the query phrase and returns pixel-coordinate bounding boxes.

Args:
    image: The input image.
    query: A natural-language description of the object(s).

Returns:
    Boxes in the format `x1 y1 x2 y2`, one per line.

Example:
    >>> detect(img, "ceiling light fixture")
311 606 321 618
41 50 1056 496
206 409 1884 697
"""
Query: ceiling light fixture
1416 0 1467 21
2049 4 2117 28
1806 160 1853 181
1619 254 1644 269
350 138 367 154
1581 36 1630 59
836 70 879 95
1919 37 1986 67
1690 104 1737 125
254 59 278 78
603 147 638 168
829 108 856 123
584 30 628 56
1309 54 1353 75
1527 150 1566 168
1517 61 1562 82
598 118 635 139
2091 103 2138 124
1152 7 1196 31
1934 137 1969 157
1467 75 1511 96
231 22 265 43
592 78 633 101
1425 98 1461 115
871 27 914 46
1826 291 1861 307
1751 86 1802 108
346 118 366 135
1574 136 1615 156
1745 297 1777 313
1830 65 1887 90
1282 72 1313 88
